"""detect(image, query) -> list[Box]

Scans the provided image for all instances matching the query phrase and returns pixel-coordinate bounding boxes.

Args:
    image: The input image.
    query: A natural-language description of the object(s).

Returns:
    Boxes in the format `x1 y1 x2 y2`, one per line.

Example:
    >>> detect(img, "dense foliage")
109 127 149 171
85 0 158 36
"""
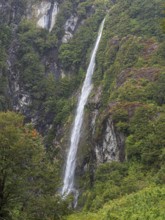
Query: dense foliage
69 0 165 217
68 186 165 220
0 0 165 219
0 25 11 111
0 112 70 219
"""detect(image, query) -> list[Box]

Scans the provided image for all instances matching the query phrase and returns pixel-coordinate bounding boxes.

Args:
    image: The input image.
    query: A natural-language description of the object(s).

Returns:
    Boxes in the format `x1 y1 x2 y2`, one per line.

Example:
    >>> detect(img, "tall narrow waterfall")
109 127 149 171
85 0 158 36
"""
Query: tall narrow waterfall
62 18 105 197
49 2 59 32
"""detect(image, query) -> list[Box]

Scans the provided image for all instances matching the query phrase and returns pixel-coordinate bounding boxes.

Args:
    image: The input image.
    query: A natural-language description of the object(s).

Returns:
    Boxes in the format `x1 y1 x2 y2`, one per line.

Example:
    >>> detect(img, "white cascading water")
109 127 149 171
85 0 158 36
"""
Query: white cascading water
61 18 105 198
49 2 59 32
37 1 58 32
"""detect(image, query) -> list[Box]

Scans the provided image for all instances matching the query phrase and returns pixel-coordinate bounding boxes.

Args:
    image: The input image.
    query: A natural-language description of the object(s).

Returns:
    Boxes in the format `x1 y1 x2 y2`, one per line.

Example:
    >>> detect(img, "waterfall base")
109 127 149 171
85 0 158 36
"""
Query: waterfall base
61 188 79 208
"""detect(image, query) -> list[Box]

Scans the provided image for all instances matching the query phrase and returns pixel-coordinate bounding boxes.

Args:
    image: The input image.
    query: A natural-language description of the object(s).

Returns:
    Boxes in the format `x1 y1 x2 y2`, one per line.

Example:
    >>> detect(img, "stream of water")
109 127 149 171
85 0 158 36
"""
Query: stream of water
61 18 105 199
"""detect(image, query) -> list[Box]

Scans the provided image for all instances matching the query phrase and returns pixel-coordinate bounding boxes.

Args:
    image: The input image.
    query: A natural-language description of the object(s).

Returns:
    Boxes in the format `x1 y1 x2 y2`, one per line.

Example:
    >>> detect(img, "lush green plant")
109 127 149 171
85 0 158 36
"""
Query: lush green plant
0 25 11 110
126 105 165 166
0 111 70 220
68 186 165 220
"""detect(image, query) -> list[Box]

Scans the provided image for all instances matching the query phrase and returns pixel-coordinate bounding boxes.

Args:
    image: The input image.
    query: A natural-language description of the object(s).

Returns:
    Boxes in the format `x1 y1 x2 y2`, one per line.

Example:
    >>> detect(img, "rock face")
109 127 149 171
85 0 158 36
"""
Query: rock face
88 87 125 164
0 0 59 29
28 0 59 32
62 14 79 43
0 0 26 25
6 36 31 116
95 118 119 163
34 1 52 29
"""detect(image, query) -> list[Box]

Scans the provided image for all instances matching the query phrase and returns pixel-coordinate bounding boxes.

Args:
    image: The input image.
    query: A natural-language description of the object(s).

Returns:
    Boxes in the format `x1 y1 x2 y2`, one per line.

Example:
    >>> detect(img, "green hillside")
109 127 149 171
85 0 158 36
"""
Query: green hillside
0 0 165 219
68 186 165 220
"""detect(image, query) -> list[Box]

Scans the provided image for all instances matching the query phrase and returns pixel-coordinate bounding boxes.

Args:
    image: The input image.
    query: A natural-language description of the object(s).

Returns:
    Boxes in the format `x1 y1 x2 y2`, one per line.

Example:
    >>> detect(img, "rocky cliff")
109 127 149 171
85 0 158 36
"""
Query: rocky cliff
0 0 96 132
0 0 165 215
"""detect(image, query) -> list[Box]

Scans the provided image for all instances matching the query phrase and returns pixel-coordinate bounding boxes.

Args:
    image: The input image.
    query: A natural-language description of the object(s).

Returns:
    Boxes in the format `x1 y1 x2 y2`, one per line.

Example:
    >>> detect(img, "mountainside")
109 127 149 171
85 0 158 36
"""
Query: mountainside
0 0 165 219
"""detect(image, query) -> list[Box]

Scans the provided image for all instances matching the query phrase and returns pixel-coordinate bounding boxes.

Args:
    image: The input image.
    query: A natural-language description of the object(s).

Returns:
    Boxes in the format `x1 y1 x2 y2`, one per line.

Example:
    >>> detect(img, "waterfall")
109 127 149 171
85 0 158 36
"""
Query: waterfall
49 2 59 32
36 1 58 32
61 18 105 198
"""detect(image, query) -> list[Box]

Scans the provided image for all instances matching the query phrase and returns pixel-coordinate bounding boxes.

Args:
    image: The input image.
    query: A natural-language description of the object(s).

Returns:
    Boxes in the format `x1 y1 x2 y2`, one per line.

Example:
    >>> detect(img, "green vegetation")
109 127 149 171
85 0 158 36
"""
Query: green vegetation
59 10 105 71
0 111 70 220
0 0 165 219
69 0 165 217
68 186 165 220
0 25 11 110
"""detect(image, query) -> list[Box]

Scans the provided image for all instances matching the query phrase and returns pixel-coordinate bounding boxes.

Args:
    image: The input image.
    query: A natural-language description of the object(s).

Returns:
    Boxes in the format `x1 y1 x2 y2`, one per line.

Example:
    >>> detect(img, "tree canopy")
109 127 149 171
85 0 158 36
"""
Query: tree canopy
0 111 69 220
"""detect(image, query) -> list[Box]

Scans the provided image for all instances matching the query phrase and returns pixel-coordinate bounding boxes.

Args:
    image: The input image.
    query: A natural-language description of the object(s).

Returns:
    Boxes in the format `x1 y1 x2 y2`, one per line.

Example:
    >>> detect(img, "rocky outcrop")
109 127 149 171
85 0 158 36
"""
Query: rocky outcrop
7 38 31 116
62 14 79 43
93 113 125 164
0 0 59 31
88 87 125 164
34 1 52 29
95 118 119 163
28 0 59 32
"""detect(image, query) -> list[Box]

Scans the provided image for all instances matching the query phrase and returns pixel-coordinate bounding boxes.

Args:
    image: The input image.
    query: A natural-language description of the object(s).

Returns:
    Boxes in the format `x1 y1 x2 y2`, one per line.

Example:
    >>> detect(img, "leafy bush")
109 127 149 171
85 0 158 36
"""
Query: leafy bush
68 186 165 220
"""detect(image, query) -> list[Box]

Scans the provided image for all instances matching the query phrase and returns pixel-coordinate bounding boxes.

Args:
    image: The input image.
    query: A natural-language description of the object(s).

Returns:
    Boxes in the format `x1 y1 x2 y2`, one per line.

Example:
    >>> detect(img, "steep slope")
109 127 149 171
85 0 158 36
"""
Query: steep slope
0 0 165 219
69 0 165 213
0 0 101 135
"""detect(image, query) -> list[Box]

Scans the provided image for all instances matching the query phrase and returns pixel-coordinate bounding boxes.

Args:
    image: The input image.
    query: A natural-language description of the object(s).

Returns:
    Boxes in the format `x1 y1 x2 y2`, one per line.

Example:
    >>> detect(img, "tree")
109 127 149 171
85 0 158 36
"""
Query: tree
162 3 165 32
0 112 44 218
0 111 69 219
